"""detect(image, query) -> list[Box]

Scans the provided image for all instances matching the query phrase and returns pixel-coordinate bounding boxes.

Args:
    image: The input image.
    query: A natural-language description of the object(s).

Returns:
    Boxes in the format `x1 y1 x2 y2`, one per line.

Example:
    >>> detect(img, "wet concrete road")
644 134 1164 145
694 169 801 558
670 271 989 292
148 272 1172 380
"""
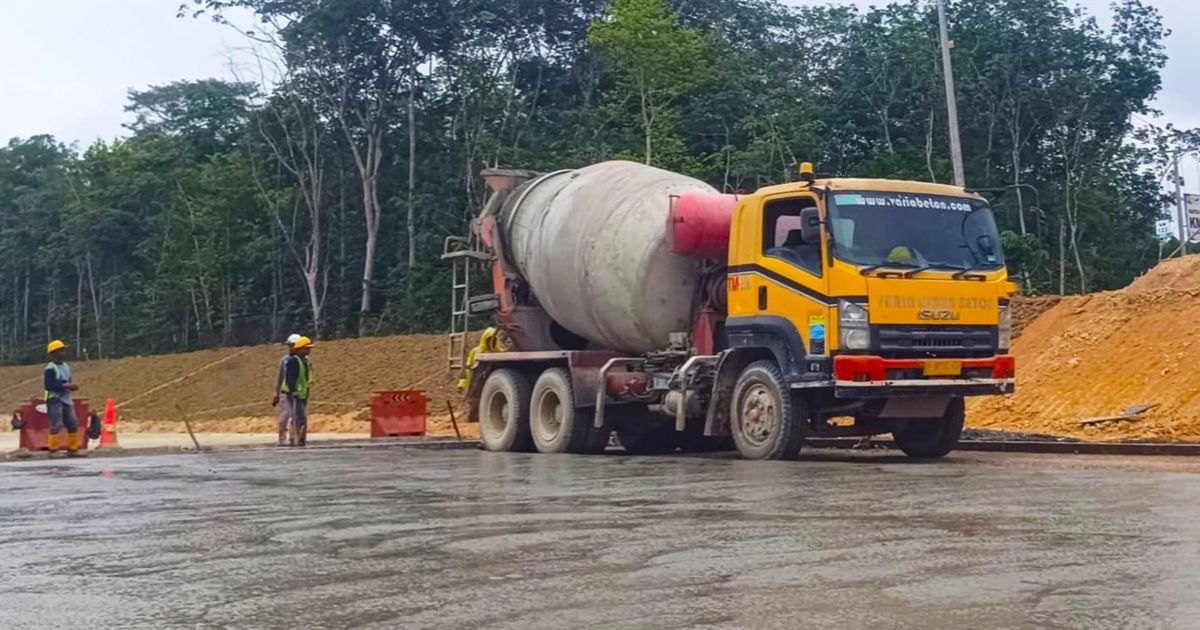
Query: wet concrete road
3 449 1200 630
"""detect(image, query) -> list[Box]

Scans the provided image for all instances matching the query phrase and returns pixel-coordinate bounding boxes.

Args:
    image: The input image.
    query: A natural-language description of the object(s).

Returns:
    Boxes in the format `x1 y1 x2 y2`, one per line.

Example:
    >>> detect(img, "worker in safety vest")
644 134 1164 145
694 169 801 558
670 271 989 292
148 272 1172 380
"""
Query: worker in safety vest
281 336 314 447
271 333 301 447
457 327 504 391
43 340 83 457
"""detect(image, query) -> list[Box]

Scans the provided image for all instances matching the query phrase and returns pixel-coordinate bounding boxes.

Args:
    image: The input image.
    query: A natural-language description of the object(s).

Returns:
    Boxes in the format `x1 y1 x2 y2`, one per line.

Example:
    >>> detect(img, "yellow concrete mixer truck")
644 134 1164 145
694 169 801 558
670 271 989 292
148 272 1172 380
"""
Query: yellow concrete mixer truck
443 161 1017 460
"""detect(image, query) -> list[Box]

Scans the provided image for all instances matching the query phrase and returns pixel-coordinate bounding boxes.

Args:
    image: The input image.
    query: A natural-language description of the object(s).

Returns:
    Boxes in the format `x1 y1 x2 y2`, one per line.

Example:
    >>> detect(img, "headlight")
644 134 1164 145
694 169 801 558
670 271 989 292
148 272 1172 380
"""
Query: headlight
839 300 870 351
998 304 1012 351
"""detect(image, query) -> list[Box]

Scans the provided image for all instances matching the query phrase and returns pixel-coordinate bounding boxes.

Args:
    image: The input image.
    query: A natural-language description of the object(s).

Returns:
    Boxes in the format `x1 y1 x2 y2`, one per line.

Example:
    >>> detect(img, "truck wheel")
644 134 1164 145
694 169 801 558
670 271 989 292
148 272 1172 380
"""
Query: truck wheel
530 368 608 454
892 398 965 459
730 360 805 460
479 369 534 452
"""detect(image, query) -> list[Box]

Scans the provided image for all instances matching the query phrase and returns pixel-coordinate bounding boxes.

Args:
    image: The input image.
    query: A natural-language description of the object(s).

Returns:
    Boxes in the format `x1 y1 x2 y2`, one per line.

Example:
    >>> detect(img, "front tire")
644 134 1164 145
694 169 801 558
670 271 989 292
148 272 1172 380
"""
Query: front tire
892 397 965 459
478 369 533 452
530 368 609 454
730 360 806 460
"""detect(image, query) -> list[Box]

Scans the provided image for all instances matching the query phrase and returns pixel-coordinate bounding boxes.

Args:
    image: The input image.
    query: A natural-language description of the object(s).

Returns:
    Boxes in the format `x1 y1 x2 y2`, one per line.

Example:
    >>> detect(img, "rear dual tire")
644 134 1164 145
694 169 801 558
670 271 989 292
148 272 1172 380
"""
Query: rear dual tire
480 367 611 454
478 369 534 452
530 368 610 455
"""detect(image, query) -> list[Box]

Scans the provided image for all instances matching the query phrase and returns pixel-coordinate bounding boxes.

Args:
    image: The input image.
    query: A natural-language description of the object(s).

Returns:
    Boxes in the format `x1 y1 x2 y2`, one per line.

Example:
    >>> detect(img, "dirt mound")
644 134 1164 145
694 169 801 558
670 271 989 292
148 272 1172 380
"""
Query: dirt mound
1011 295 1061 338
0 333 466 435
971 255 1200 442
1127 255 1200 292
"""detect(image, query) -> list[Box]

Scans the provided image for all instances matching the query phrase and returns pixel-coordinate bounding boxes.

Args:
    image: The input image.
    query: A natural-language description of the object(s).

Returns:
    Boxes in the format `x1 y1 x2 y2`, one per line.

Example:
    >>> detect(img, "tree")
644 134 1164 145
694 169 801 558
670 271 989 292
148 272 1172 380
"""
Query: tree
588 0 705 166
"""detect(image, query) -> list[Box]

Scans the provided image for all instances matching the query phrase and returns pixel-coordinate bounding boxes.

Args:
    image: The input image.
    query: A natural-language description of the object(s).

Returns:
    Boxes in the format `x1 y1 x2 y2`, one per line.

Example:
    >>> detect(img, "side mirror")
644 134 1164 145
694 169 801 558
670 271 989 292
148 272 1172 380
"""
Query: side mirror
800 207 822 245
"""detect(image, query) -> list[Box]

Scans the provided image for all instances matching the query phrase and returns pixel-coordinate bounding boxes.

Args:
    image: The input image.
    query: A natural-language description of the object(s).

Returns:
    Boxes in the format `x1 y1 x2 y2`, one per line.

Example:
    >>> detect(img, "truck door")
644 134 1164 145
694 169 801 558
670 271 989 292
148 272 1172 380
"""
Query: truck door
728 193 832 372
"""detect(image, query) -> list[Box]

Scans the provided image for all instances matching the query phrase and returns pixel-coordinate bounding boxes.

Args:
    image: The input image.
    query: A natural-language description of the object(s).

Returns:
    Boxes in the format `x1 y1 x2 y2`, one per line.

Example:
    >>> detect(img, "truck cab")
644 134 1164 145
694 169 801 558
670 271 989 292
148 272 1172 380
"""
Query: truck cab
716 168 1016 458
449 161 1015 461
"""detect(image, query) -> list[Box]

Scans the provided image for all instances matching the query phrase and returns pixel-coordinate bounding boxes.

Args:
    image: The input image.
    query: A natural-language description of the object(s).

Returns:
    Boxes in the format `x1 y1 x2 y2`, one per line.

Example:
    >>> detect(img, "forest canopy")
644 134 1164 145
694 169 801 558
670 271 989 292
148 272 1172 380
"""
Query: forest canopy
0 0 1191 364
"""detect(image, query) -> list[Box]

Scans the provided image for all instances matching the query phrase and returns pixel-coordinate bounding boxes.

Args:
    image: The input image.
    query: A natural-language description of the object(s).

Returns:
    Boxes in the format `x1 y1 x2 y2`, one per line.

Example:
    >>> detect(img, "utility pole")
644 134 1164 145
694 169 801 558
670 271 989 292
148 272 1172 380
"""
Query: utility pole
1174 152 1188 255
937 0 966 187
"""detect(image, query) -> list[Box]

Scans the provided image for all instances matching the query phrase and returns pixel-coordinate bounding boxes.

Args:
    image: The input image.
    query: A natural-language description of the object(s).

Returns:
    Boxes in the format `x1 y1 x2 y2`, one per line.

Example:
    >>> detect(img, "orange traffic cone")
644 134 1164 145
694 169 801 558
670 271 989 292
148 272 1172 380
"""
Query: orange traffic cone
98 398 120 448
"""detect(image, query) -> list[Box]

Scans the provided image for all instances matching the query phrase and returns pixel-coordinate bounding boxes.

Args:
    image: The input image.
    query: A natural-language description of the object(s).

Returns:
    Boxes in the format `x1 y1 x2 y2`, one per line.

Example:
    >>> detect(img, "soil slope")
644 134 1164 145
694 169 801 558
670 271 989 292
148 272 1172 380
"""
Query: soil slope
971 255 1200 441
1 334 465 436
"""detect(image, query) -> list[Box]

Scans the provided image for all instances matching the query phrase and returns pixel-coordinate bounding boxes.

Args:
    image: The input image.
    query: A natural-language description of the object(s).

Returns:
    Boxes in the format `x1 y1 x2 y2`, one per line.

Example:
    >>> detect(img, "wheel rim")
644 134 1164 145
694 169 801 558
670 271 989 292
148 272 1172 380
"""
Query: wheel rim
534 389 563 444
738 383 777 448
483 388 509 438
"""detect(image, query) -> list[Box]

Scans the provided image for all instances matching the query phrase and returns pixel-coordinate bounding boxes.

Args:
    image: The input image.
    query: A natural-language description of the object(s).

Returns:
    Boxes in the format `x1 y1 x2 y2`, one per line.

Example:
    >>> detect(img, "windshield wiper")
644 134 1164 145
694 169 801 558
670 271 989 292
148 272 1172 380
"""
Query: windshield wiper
859 262 921 277
951 263 1004 280
901 265 933 278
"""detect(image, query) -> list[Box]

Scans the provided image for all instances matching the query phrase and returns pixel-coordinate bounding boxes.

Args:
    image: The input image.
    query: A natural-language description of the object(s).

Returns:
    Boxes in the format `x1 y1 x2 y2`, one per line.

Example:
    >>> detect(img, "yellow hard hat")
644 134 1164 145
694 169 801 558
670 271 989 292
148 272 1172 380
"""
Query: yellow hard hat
293 336 314 350
47 340 67 354
886 246 914 264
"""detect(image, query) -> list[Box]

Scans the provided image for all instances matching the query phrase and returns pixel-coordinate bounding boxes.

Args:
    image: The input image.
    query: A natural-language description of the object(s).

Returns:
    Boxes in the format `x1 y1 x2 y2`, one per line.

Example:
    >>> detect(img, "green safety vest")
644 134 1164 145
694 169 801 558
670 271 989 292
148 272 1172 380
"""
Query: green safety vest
44 362 66 402
282 357 312 400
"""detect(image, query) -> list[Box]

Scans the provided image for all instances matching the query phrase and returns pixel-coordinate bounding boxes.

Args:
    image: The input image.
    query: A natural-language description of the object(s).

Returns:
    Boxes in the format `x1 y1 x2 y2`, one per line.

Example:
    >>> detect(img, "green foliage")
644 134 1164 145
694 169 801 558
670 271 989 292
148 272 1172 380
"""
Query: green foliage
0 0 1185 363
588 0 706 166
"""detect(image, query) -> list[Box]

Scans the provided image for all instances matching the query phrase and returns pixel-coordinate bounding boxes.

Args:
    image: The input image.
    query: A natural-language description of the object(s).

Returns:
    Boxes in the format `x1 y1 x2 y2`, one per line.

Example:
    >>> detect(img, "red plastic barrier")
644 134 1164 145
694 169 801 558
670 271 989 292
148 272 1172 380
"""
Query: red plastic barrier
369 390 428 438
17 398 92 451
670 193 739 259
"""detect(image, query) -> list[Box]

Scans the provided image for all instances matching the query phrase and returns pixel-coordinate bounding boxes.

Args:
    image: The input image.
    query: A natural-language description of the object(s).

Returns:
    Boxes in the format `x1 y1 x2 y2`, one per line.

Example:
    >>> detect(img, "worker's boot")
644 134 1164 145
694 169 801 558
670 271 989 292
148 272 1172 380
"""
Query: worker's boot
65 433 86 458
277 428 288 447
46 433 60 456
296 426 307 448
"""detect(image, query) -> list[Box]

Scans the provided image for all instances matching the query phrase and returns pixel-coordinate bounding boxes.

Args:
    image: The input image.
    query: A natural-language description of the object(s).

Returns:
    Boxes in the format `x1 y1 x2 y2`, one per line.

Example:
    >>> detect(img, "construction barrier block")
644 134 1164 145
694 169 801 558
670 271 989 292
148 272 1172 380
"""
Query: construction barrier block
370 390 427 438
17 399 91 451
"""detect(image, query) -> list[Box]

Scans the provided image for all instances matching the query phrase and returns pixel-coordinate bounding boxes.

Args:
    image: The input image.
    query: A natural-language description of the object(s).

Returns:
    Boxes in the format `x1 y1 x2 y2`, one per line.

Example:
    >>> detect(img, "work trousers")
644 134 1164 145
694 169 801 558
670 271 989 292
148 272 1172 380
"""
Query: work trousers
290 397 308 431
277 396 293 442
47 399 79 434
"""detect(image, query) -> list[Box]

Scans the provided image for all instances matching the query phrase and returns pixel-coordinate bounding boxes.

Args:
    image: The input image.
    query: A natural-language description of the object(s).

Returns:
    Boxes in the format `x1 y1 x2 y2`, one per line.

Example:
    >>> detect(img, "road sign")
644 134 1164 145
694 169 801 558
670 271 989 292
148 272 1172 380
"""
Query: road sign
1156 218 1173 241
1188 194 1200 244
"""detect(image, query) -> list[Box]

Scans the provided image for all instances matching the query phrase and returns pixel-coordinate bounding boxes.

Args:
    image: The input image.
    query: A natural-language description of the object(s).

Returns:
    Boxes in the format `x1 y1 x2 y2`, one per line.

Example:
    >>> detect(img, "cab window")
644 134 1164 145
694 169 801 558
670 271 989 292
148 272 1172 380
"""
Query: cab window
762 197 822 277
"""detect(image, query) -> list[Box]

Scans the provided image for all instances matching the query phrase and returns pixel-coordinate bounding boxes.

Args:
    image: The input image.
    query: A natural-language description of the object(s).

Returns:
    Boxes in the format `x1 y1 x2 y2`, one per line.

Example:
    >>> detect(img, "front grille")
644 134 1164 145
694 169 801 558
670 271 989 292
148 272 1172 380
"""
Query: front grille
873 325 997 358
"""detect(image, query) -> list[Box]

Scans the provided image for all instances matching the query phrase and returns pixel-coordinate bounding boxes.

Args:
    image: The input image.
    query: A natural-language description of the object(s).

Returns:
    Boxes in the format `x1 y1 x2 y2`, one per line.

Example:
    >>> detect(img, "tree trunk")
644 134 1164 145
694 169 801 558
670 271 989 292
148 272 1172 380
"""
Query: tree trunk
1058 221 1066 296
925 109 937 183
47 271 56 342
407 70 418 302
338 159 347 332
1011 148 1027 235
640 79 653 165
75 259 83 359
23 267 30 343
85 253 102 359
351 126 385 335
110 286 117 357
189 286 203 347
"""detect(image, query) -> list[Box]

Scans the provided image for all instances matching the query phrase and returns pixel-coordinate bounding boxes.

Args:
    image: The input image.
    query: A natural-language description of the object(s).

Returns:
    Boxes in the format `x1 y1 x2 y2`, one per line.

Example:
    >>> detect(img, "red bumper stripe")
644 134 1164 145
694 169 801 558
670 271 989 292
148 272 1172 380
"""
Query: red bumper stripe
833 355 1016 381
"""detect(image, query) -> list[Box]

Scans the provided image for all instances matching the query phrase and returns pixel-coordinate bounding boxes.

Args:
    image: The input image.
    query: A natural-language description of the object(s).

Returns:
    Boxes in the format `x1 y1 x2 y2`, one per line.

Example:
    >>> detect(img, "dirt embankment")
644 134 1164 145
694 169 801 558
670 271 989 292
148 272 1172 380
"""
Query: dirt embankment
0 334 468 437
10 257 1200 444
1011 295 1061 338
970 255 1200 442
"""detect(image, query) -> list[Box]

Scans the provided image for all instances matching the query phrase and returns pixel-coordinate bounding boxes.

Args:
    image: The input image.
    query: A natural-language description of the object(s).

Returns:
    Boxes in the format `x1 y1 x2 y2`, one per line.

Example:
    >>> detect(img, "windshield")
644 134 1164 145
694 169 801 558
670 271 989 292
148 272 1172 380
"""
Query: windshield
828 191 1005 270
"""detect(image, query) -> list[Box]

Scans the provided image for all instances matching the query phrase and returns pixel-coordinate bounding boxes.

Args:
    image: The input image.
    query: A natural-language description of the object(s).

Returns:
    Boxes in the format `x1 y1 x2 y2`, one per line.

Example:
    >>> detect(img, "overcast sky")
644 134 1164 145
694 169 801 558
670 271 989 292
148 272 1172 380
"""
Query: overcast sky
1 0 1197 188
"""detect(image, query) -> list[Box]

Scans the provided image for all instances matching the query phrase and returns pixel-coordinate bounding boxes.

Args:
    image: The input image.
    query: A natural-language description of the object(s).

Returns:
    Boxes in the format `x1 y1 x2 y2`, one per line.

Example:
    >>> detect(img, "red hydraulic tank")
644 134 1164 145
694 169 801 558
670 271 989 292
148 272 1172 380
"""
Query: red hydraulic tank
669 193 739 259
369 390 428 438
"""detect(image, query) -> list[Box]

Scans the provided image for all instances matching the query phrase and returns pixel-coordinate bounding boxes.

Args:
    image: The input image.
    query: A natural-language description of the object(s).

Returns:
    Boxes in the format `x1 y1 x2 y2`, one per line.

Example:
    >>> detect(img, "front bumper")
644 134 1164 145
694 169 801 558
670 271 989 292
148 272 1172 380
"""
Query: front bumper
831 355 1015 398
